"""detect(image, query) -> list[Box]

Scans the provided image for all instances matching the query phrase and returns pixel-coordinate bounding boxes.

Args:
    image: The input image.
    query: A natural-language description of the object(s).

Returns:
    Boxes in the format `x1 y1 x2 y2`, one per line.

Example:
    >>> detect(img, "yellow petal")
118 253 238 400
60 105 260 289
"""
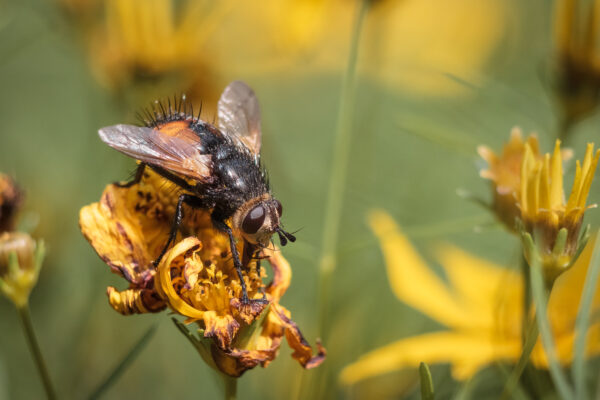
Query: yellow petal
368 210 470 328
550 140 564 210
435 244 522 333
340 331 520 384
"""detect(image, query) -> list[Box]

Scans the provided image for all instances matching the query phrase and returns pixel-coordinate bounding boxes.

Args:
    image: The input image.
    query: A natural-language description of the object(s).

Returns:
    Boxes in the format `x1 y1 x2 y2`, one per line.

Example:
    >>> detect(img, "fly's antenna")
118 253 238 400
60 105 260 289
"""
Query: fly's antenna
276 229 287 246
276 228 296 246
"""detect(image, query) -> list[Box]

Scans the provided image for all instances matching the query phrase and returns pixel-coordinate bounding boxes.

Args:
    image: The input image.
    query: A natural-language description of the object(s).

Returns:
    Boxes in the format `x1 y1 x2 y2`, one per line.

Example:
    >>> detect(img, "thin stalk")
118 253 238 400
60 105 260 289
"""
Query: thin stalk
529 259 574 399
317 0 370 337
89 324 157 400
223 375 237 400
500 322 539 400
17 305 57 400
572 233 600 399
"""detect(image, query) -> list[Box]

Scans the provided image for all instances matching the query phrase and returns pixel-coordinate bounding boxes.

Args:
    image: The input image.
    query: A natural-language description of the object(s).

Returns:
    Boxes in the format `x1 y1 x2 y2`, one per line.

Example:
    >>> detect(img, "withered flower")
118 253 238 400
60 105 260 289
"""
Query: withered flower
79 169 325 376
0 173 23 233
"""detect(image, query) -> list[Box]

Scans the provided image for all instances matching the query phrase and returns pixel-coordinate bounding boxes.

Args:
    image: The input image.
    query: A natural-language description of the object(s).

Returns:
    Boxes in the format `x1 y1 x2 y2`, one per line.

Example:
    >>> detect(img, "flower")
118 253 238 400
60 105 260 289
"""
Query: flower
0 232 45 308
478 127 543 231
340 210 600 384
79 169 325 376
60 0 231 114
553 0 600 129
519 140 599 281
60 0 507 98
0 173 23 233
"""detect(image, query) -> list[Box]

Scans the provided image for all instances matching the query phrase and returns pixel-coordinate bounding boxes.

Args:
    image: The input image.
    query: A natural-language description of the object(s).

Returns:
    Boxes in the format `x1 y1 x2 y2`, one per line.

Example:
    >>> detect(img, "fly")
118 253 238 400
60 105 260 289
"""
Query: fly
98 81 296 305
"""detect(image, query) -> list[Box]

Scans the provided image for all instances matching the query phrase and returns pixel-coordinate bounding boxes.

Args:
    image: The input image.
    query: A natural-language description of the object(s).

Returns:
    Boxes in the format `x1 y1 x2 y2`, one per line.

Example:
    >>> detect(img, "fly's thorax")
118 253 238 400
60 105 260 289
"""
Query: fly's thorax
232 194 282 246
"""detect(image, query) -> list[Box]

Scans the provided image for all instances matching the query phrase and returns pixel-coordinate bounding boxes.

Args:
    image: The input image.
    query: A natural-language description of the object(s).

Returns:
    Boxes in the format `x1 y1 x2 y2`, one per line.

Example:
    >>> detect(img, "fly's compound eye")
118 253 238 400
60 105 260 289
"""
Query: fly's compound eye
273 199 283 217
242 205 266 234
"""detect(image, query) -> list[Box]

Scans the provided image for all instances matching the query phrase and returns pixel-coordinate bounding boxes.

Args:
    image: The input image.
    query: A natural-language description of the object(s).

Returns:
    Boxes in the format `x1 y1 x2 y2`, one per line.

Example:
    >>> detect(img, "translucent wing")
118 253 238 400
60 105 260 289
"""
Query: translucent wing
98 124 213 182
217 81 262 155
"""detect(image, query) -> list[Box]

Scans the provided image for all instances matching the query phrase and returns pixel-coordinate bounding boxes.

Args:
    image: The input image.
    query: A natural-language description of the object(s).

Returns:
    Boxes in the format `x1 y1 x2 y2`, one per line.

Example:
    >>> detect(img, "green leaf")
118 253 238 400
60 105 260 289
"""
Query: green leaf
419 362 434 400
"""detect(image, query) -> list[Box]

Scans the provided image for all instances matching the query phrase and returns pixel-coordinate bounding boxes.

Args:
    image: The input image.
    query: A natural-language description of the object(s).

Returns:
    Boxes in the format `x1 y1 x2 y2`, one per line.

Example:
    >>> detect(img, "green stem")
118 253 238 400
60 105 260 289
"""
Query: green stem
529 260 574 399
17 305 57 400
500 320 538 400
89 324 157 400
223 375 237 400
316 0 370 338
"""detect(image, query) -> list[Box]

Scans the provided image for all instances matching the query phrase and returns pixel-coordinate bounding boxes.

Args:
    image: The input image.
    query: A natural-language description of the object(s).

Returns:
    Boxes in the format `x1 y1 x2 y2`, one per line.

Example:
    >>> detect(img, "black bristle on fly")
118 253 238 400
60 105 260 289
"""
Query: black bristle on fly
135 94 209 128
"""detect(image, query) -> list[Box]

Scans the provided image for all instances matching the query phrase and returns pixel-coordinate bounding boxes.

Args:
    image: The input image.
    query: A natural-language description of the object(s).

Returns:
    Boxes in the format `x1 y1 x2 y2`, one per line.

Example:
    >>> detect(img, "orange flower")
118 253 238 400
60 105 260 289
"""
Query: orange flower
478 127 542 231
79 169 325 376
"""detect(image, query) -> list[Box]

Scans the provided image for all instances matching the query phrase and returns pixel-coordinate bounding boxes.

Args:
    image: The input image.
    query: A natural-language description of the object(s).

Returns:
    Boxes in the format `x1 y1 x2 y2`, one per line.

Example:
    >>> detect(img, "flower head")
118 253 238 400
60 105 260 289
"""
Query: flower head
478 127 542 230
553 0 600 127
340 210 600 384
519 140 599 281
79 169 325 376
0 232 45 308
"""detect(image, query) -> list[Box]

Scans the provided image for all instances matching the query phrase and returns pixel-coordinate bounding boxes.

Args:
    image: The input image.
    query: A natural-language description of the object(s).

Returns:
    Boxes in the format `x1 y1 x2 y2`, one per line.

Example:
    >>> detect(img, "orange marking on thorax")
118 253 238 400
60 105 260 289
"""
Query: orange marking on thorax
157 120 200 144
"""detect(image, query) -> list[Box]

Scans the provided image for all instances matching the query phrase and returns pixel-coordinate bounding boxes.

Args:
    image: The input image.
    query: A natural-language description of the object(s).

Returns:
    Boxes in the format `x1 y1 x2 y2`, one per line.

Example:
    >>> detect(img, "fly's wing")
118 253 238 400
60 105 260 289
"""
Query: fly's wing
98 124 212 182
217 80 262 155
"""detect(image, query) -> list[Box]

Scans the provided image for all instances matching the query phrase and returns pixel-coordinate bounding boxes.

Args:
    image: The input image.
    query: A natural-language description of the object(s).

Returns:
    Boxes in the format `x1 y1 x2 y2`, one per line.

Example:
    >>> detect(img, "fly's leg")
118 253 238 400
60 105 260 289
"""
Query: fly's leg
212 218 268 305
114 163 146 188
255 258 267 301
153 193 204 267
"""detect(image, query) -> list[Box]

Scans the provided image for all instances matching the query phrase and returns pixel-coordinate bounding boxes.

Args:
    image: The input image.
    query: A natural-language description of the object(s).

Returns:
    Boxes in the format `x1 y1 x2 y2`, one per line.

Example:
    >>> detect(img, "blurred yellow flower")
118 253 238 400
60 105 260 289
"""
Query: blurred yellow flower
520 140 599 281
340 210 600 384
79 169 325 377
63 0 508 98
553 0 600 129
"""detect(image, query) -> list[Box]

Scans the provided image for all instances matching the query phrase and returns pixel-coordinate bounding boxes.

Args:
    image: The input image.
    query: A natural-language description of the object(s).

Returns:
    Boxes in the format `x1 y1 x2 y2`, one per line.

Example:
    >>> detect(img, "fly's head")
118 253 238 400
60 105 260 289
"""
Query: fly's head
233 194 295 248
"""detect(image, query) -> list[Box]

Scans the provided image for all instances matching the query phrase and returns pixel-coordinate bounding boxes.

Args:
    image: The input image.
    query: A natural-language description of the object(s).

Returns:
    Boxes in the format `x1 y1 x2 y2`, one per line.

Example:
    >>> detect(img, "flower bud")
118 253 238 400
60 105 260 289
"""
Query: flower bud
0 232 44 308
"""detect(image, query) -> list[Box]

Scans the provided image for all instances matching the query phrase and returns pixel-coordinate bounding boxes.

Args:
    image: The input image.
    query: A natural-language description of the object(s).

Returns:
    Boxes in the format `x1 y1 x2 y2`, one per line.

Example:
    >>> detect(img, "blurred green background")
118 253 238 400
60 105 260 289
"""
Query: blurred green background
2 0 599 398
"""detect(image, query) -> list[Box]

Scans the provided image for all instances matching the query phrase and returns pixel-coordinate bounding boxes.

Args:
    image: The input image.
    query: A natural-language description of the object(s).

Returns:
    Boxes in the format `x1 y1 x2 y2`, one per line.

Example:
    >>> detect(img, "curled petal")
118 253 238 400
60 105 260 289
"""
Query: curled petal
272 304 326 369
264 246 292 301
107 286 166 315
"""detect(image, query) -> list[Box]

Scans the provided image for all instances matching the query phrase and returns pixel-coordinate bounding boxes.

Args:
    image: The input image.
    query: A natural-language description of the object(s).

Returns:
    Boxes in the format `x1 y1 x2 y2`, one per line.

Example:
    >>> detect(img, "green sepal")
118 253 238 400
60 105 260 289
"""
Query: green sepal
233 304 271 349
551 228 568 258
172 318 219 372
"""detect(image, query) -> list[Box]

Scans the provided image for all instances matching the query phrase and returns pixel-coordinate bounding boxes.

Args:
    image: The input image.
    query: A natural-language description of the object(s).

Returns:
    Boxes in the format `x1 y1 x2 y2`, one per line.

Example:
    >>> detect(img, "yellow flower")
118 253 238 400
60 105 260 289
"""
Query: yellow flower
0 232 45 308
0 173 23 233
553 0 600 128
519 140 599 281
219 0 508 97
478 127 542 230
62 0 507 98
79 169 325 377
340 210 600 384
60 0 233 113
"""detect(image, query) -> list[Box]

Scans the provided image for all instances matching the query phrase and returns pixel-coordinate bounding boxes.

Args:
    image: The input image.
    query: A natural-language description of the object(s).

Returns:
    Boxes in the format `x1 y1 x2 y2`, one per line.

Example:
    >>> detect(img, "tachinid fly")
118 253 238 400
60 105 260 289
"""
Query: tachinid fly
98 81 295 305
